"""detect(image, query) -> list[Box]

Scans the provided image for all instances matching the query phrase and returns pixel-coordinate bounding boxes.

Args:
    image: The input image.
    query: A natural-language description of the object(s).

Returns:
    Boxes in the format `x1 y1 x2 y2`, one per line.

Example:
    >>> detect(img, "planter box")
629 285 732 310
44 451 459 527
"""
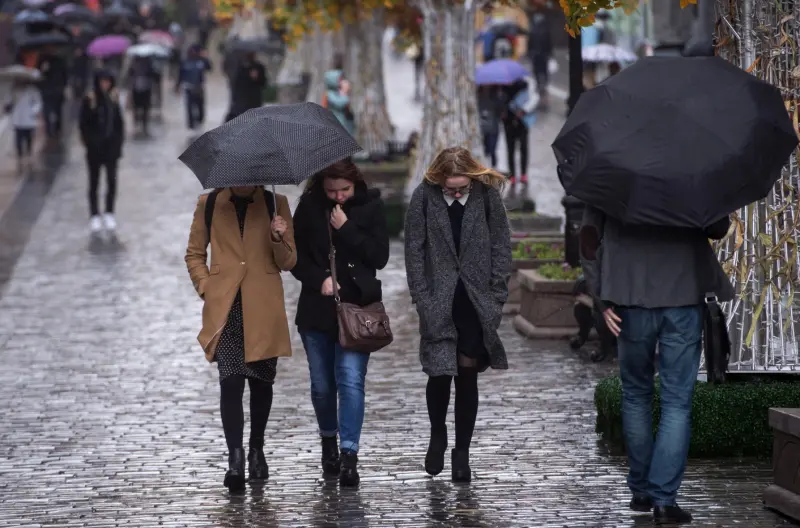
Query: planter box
513 269 578 338
764 408 800 522
505 258 562 315
507 214 563 236
356 159 411 238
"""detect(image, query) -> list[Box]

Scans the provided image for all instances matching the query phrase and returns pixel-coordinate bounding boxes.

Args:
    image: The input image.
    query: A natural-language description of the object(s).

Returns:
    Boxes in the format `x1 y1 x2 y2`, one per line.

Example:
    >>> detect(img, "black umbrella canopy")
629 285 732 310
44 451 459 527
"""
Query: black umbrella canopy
179 103 363 189
15 30 72 49
57 6 97 23
553 56 799 228
102 2 134 19
226 37 281 54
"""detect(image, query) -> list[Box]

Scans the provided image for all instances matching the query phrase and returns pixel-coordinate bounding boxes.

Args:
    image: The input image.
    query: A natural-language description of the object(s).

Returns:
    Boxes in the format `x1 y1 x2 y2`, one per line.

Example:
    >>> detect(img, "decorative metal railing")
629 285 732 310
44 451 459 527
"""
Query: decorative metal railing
713 0 800 372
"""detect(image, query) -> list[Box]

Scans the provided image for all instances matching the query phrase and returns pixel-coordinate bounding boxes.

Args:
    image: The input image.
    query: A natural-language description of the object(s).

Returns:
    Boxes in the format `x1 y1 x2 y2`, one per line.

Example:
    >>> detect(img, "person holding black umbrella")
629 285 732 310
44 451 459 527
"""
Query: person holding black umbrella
560 56 799 524
184 184 296 492
226 51 265 122
178 102 366 489
35 46 68 137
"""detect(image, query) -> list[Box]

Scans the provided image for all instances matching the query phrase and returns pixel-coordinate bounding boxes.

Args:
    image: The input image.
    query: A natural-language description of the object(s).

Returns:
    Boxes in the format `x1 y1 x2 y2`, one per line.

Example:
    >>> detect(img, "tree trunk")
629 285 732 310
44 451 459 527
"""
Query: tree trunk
347 9 394 154
276 34 311 104
406 0 482 198
306 28 335 104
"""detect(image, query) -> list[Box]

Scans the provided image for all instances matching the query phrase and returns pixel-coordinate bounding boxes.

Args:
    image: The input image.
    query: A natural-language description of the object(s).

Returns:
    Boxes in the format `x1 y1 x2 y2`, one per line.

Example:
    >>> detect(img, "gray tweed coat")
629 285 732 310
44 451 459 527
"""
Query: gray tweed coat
404 181 512 377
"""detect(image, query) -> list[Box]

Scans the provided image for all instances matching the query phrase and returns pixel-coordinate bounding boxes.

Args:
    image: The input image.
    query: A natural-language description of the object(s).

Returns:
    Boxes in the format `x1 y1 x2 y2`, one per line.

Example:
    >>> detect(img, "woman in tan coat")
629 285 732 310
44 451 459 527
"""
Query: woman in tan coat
185 186 296 492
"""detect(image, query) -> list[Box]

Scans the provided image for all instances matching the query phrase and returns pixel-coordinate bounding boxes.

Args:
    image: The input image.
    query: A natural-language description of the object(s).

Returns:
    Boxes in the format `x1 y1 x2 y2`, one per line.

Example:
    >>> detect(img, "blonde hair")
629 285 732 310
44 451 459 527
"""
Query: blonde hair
424 147 506 190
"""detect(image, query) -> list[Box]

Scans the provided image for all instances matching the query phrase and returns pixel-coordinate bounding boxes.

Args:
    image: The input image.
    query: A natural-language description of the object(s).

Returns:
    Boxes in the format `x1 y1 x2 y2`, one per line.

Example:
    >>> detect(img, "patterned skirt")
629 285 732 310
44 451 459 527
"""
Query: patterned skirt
215 290 278 384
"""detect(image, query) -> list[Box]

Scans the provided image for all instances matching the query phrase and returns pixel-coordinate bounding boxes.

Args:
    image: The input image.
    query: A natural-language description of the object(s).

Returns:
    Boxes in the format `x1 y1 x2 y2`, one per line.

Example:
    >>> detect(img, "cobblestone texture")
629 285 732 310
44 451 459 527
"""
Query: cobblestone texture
0 73 792 527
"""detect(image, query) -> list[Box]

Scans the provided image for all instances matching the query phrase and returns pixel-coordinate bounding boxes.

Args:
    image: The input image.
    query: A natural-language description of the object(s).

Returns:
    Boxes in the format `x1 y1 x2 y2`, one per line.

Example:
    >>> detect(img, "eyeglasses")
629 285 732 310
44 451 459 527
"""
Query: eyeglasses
443 181 472 196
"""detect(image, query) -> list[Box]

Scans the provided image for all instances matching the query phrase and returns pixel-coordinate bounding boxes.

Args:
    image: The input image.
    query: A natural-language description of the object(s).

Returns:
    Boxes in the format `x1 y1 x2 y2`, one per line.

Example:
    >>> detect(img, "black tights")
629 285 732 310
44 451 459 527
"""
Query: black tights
426 369 479 450
503 119 529 178
220 375 274 452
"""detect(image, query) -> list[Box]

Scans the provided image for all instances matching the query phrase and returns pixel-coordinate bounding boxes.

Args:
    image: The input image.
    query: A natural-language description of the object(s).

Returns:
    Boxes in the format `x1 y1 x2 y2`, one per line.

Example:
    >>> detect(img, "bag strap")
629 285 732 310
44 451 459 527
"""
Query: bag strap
327 221 341 303
204 189 220 242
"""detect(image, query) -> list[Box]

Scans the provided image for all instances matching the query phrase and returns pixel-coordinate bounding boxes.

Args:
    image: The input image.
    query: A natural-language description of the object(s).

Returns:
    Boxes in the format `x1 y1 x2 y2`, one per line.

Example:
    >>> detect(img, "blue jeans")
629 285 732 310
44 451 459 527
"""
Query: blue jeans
617 305 703 507
299 331 370 453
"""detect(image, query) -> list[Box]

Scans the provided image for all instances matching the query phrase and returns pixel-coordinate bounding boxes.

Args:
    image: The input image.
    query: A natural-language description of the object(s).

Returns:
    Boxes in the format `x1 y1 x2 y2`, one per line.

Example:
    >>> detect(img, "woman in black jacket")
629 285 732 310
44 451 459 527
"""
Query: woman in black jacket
79 69 125 233
291 158 389 487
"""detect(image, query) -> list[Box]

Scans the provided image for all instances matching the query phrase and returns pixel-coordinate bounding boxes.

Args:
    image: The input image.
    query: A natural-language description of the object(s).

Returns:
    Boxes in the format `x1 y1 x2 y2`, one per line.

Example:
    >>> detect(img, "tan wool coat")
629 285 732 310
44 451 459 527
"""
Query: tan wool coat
185 188 297 363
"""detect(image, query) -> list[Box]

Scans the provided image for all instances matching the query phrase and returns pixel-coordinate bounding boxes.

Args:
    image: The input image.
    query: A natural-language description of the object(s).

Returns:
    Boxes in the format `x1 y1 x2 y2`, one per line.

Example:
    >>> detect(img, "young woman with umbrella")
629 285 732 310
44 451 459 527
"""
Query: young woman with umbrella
290 159 389 488
179 102 365 491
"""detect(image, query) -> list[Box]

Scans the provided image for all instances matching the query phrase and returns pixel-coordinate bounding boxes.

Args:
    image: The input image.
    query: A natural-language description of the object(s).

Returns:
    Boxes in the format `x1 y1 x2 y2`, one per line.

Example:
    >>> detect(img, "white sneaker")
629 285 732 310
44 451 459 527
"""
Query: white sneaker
90 215 103 233
103 213 117 231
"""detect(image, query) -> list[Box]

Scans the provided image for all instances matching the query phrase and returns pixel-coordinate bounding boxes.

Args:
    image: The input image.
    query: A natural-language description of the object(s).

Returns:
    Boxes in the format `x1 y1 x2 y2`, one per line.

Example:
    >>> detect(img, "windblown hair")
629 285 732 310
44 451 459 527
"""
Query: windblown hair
424 147 506 190
302 157 365 198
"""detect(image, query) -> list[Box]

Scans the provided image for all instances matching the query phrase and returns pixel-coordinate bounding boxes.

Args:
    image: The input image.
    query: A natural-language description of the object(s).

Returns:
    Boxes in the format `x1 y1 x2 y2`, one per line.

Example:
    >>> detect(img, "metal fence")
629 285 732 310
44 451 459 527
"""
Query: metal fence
714 0 800 372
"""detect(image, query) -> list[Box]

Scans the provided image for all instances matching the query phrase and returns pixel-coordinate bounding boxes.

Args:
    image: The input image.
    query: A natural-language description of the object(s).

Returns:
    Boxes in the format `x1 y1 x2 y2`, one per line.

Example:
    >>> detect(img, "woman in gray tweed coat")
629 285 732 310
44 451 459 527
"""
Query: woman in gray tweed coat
404 147 512 483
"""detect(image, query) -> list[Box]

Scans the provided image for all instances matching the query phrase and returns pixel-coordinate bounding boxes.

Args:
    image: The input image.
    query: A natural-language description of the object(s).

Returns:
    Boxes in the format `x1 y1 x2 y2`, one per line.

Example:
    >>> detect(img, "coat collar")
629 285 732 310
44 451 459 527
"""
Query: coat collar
212 188 270 258
426 181 486 260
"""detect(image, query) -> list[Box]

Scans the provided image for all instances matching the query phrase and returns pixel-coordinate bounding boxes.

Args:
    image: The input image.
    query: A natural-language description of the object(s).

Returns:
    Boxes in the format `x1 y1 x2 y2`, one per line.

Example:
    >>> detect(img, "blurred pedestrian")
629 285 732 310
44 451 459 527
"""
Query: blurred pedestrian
501 75 539 187
176 44 211 129
5 79 42 164
184 185 296 492
196 7 216 49
125 56 157 134
226 52 266 122
79 70 125 233
36 49 68 138
579 208 734 524
290 159 389 488
526 9 553 105
477 85 503 167
71 47 91 101
404 147 511 482
323 69 354 137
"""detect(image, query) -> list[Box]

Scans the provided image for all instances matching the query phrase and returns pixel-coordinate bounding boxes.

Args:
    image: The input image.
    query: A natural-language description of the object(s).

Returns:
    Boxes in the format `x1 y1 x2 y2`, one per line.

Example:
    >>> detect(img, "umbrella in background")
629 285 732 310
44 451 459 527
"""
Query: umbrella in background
126 42 169 58
582 43 637 64
138 29 173 48
475 58 529 85
87 33 130 57
55 4 96 22
179 103 363 190
101 2 133 19
552 56 798 228
23 0 48 8
13 8 50 24
226 37 279 54
16 30 72 49
0 65 41 81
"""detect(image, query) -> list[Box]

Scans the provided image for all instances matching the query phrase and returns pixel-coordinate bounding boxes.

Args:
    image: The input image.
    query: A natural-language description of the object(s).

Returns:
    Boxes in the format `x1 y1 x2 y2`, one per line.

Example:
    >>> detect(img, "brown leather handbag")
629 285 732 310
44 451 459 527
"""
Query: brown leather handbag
328 224 393 353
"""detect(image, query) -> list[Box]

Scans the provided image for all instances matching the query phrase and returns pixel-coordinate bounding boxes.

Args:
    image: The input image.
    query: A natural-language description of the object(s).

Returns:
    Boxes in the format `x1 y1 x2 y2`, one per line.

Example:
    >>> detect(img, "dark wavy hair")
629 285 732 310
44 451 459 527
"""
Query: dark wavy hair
301 157 365 198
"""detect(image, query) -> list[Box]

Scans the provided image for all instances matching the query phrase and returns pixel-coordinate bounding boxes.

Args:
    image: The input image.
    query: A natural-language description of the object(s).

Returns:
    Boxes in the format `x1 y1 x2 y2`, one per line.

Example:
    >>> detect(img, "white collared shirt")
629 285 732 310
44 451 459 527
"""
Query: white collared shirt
443 192 470 207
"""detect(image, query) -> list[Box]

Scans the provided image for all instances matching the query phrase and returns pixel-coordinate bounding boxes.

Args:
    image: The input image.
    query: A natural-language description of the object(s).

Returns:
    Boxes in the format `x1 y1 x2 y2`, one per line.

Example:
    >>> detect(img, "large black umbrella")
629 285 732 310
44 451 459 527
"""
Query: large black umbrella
553 56 798 228
15 30 72 49
226 37 281 54
179 103 363 189
57 6 98 24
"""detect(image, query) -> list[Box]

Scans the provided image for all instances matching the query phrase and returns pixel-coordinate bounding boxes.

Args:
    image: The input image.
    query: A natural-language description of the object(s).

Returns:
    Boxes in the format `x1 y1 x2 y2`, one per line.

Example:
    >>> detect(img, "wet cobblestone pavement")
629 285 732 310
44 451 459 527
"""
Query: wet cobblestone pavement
0 77 793 527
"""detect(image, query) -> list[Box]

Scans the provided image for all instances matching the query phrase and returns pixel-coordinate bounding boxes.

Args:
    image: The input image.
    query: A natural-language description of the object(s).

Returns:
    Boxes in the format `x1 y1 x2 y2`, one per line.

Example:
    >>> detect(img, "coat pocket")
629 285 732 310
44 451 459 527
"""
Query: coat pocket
209 264 220 275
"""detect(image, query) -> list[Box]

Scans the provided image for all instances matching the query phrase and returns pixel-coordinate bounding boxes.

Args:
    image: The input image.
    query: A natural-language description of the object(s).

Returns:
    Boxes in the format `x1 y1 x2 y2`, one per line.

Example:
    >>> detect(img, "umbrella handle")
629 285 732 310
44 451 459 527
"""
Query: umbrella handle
272 184 277 218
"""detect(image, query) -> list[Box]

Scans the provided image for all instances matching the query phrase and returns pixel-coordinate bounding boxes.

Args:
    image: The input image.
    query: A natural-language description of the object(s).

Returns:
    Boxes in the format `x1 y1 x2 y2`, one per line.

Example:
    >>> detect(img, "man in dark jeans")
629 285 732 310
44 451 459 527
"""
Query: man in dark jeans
580 208 733 524
176 45 211 129
36 51 68 138
526 9 553 109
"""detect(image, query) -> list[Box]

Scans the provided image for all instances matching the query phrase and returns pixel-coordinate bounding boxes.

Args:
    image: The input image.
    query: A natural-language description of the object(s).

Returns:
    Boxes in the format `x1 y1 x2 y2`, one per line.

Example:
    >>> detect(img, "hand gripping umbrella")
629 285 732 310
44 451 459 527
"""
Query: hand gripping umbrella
179 103 363 206
552 56 799 228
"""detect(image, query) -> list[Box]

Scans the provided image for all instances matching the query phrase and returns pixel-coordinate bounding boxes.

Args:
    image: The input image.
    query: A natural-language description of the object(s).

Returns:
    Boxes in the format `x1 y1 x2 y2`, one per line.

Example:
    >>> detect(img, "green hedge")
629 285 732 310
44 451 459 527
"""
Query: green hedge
595 374 800 458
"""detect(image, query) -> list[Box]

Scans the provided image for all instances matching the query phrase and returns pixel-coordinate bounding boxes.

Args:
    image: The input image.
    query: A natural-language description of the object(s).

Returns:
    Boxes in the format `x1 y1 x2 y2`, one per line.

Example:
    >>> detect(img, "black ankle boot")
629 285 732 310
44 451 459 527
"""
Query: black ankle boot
425 427 447 476
653 504 692 524
321 436 341 476
451 449 471 483
223 447 246 491
247 446 269 480
339 450 360 487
